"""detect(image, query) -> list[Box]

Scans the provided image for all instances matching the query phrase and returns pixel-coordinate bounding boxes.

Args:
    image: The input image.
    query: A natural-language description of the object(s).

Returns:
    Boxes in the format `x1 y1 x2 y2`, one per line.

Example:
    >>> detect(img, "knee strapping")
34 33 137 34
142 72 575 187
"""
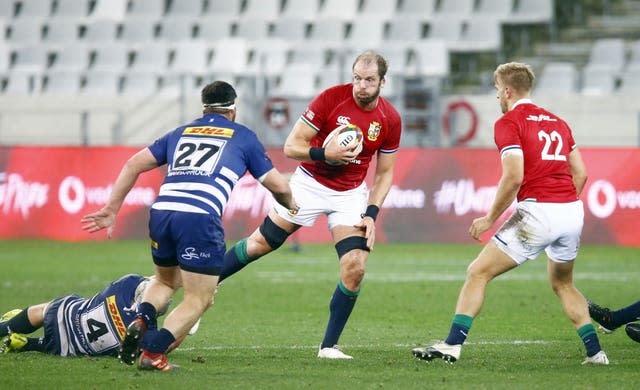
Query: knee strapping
334 236 369 259
259 216 290 250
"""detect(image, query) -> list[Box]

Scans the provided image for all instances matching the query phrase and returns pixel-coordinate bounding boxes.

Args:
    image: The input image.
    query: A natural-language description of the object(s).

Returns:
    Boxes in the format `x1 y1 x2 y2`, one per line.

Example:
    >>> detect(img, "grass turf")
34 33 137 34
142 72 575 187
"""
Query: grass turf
1 240 638 389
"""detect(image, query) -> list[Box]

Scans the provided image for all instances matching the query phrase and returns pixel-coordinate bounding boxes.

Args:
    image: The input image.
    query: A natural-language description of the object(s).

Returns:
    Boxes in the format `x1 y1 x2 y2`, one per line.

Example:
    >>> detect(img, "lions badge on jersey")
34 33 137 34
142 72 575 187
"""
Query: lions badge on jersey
367 121 381 141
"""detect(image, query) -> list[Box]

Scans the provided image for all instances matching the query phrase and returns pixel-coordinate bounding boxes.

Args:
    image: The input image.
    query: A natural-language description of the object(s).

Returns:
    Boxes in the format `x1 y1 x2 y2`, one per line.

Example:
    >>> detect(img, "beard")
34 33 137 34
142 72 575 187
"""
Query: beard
355 88 381 107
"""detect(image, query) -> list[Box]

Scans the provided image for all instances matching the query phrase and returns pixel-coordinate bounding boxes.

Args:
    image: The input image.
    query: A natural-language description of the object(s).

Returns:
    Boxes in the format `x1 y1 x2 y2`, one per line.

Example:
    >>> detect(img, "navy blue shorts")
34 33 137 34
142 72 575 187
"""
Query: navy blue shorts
148 209 226 275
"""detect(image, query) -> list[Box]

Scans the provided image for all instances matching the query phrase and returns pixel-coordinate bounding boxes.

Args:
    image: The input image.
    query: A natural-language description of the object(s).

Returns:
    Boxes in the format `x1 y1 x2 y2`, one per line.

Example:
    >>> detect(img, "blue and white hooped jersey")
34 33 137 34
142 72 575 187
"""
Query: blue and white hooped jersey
44 274 144 357
148 114 274 217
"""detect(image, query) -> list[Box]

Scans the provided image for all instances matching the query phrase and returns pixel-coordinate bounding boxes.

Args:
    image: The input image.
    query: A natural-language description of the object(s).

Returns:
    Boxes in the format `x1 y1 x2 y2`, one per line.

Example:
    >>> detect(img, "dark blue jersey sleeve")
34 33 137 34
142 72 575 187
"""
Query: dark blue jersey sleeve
148 132 172 166
245 131 274 180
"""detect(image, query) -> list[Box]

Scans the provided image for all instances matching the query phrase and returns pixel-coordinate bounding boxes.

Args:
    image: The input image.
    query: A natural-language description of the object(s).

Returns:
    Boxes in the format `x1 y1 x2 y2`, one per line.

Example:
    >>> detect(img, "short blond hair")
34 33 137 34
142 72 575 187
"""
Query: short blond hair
494 62 535 93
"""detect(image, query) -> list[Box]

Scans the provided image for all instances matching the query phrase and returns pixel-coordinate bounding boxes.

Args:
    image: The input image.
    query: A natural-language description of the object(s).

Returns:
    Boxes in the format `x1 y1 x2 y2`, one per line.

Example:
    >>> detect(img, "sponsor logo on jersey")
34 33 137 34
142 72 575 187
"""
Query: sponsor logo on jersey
367 121 381 141
336 116 351 126
106 295 127 340
526 114 557 122
183 126 234 137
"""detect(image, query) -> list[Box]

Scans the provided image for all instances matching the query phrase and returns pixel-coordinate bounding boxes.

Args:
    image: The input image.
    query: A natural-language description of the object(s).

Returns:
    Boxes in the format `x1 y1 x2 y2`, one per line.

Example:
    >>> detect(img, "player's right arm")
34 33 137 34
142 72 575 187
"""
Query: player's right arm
568 148 588 196
81 148 158 238
260 168 298 213
284 119 356 164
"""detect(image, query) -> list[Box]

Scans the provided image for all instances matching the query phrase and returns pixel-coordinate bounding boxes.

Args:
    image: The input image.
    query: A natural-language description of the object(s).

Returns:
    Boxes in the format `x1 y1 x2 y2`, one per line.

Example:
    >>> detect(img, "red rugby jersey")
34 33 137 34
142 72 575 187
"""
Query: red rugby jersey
299 84 402 191
494 99 578 203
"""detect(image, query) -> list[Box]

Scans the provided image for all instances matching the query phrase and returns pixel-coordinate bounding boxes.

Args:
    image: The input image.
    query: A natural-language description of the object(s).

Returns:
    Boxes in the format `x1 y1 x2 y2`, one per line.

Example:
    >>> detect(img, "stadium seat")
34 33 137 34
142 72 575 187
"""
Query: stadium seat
584 38 626 75
271 17 308 43
198 16 234 40
3 70 39 94
246 38 290 77
626 39 640 71
83 19 119 43
426 17 463 45
317 0 359 21
243 0 281 22
89 43 130 72
289 45 329 70
534 62 578 95
280 0 320 21
129 42 170 73
476 0 513 21
53 0 91 19
44 20 80 45
120 17 159 44
127 0 165 19
42 70 82 94
10 45 48 74
90 0 127 20
235 17 271 41
0 44 9 73
396 0 436 22
16 0 52 18
377 42 414 77
49 44 89 72
509 0 553 24
307 18 348 49
436 0 475 18
386 17 426 42
204 0 243 18
7 20 44 45
360 0 398 20
273 63 317 97
158 16 197 42
168 41 210 75
208 38 248 75
165 0 204 17
0 0 15 19
413 39 449 77
581 67 616 96
617 69 640 96
121 71 160 95
449 17 502 53
346 18 386 52
317 67 343 91
82 70 122 95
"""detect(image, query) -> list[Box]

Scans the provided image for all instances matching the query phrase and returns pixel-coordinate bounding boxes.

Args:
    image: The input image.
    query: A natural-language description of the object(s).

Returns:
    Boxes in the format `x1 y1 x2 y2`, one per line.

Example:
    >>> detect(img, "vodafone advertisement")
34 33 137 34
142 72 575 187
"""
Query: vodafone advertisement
1 146 639 246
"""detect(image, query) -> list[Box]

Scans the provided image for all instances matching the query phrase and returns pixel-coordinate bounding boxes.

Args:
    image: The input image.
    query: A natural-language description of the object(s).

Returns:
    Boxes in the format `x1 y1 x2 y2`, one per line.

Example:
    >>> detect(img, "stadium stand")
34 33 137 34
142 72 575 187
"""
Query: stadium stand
534 62 578 95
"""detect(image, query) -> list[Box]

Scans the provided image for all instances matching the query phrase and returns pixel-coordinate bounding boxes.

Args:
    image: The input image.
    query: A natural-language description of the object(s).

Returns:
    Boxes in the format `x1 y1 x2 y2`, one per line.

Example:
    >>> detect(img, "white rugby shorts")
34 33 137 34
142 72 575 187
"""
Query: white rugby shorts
492 200 584 264
273 167 368 229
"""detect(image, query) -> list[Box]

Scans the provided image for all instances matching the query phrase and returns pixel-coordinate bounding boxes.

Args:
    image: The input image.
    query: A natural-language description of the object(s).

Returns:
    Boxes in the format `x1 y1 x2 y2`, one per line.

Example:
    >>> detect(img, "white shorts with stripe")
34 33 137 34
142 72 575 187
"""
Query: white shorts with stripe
492 200 584 265
273 167 368 229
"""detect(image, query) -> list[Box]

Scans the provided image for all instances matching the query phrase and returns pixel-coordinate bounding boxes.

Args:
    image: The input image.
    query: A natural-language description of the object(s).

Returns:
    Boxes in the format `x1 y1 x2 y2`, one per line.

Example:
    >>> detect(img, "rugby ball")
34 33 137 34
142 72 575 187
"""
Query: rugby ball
322 124 364 165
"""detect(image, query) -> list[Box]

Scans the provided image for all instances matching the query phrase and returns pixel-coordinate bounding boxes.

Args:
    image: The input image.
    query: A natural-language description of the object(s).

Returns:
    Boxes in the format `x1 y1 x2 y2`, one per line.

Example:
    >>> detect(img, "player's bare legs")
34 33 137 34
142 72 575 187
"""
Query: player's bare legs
413 241 516 363
547 258 591 328
547 257 607 363
454 242 517 316
316 225 368 359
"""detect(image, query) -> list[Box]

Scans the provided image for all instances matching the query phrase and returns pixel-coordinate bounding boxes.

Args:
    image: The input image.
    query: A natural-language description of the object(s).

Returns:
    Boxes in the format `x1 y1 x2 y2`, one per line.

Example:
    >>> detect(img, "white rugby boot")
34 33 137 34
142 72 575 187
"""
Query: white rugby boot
412 342 461 363
581 350 609 365
317 344 353 359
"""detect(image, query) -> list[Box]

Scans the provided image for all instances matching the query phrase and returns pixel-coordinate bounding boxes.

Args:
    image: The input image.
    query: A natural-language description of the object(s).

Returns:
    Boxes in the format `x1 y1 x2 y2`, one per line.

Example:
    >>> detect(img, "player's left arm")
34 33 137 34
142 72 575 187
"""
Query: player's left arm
81 148 159 238
568 147 588 196
355 151 397 249
469 153 523 241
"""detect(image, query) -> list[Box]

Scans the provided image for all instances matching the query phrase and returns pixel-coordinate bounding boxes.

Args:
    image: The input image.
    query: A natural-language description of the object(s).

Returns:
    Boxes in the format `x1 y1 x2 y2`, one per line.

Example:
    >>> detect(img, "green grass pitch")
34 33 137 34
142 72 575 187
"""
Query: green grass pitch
1 240 638 389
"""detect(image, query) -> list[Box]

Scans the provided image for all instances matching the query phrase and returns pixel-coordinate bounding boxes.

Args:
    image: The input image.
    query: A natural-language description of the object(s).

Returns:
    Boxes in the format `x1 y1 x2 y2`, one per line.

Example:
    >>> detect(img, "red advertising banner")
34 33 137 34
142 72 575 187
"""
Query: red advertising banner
0 146 639 246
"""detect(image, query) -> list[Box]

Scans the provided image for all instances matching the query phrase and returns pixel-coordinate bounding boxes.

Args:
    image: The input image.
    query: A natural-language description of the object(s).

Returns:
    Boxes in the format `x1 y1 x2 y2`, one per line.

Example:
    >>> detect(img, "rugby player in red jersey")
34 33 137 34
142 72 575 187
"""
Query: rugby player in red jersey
412 62 609 365
219 51 402 359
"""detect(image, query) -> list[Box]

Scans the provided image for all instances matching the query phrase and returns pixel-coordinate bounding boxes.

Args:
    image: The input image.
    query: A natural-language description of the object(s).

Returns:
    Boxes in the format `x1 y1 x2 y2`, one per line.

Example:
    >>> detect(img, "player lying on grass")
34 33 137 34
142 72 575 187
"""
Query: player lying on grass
0 274 179 356
588 299 640 343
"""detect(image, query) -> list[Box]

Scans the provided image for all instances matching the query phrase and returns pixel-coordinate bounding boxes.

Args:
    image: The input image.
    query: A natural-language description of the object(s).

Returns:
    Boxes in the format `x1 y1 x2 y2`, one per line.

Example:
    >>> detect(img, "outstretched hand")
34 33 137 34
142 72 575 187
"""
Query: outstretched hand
354 216 376 250
81 208 117 239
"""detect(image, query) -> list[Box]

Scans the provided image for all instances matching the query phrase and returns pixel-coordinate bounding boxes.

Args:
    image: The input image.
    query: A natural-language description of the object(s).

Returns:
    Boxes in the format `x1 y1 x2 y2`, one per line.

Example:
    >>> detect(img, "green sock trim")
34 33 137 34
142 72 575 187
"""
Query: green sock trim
452 314 474 329
578 323 596 339
338 280 360 297
234 238 250 264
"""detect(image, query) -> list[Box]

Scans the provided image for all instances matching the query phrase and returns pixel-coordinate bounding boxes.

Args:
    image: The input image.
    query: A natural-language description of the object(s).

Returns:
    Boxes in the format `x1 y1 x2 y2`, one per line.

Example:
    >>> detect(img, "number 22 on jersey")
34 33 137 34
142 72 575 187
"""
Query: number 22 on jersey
538 130 567 161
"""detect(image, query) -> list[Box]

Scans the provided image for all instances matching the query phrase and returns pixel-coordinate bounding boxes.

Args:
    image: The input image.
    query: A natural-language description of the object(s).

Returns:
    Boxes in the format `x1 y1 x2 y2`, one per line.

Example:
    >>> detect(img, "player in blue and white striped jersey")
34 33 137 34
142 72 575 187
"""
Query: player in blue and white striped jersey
0 274 172 356
81 81 298 371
